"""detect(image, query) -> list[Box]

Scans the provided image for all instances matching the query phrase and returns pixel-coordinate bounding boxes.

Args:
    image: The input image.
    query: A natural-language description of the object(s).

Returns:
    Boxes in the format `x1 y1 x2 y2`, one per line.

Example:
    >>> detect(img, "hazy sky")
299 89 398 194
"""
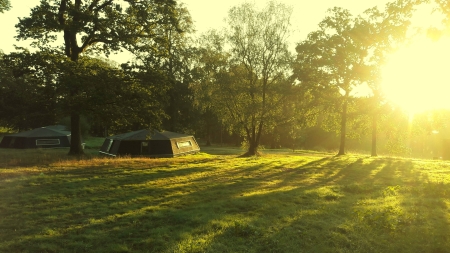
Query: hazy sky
0 0 392 56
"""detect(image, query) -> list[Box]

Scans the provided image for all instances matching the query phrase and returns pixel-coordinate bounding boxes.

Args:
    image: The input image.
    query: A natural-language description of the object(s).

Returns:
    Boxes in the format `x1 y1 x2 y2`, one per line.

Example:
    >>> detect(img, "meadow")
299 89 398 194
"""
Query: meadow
1 144 450 253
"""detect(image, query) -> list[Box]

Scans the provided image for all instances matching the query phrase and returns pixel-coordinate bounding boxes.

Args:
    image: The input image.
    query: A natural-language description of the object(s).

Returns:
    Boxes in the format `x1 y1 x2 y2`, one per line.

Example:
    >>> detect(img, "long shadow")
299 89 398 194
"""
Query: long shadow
1 155 450 252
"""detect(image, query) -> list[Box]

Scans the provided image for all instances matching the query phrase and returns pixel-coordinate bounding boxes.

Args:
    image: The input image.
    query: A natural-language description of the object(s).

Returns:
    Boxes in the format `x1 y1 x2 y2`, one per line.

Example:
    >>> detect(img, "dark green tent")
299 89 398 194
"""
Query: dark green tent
99 129 200 157
0 125 71 149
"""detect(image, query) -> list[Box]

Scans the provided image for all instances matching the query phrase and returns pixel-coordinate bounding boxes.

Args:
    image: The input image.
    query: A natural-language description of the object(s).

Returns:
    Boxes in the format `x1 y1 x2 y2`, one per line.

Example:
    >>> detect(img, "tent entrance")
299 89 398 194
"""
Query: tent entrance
8 137 16 148
141 141 150 155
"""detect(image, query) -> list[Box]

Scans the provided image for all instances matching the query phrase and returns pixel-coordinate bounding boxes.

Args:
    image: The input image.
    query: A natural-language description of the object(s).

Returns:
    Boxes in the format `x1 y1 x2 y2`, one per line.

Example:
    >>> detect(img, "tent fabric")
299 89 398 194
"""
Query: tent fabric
0 125 71 149
99 129 200 157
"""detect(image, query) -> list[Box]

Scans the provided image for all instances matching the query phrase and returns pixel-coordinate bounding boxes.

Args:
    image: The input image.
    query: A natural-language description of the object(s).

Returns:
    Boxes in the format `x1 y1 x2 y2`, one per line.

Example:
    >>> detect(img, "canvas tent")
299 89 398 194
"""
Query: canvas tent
99 129 200 157
0 125 71 149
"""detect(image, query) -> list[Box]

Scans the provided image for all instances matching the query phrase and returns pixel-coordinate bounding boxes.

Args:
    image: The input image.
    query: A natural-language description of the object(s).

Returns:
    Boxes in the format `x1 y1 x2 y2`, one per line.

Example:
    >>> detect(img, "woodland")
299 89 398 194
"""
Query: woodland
0 0 449 158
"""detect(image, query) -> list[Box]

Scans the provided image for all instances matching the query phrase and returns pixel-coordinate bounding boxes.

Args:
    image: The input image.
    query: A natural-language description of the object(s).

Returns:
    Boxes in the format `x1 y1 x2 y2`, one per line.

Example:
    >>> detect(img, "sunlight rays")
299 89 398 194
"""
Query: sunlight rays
381 3 450 115
382 36 450 114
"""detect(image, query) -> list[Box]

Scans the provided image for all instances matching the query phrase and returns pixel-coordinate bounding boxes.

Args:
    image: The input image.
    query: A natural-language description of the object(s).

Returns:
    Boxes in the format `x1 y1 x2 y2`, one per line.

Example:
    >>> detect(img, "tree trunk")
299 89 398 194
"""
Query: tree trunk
205 131 211 146
246 140 259 156
243 122 263 156
371 112 377 157
67 52 85 156
337 97 348 156
205 116 212 146
68 112 84 155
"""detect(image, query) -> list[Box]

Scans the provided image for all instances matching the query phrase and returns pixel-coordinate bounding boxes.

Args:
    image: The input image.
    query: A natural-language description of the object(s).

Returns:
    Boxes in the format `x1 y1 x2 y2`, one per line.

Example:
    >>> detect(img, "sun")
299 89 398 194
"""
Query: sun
381 36 450 115
380 3 450 115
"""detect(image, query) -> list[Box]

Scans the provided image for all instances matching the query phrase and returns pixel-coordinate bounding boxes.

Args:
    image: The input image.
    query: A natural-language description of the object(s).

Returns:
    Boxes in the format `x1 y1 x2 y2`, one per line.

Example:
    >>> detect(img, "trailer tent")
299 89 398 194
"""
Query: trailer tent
99 129 200 157
0 125 71 149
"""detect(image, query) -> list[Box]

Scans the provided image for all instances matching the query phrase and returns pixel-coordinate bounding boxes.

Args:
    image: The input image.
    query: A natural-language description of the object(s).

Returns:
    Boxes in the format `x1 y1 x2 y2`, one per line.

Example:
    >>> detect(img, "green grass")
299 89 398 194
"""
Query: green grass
83 136 106 149
1 147 450 252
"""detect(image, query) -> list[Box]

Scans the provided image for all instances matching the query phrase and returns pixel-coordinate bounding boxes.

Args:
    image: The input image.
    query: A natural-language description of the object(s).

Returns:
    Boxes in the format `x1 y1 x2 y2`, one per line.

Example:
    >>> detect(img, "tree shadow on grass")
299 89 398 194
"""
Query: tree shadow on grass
1 156 450 252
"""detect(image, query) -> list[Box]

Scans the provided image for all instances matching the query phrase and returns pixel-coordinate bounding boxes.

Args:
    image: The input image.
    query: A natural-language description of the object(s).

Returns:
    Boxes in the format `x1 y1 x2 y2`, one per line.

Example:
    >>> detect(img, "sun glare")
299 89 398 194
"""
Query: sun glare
380 4 450 115
381 36 450 114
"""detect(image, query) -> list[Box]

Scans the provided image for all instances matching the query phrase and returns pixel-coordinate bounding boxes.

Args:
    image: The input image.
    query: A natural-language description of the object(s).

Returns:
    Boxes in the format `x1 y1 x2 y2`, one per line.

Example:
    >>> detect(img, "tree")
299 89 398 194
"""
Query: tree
121 3 196 134
155 4 195 133
293 2 415 156
355 0 415 156
0 0 10 13
222 1 293 156
191 29 230 146
16 0 179 155
295 7 370 156
59 57 160 135
0 50 153 136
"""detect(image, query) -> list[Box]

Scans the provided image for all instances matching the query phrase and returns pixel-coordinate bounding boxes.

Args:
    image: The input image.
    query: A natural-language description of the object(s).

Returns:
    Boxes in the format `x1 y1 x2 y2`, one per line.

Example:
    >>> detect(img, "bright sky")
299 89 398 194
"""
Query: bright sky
381 3 450 115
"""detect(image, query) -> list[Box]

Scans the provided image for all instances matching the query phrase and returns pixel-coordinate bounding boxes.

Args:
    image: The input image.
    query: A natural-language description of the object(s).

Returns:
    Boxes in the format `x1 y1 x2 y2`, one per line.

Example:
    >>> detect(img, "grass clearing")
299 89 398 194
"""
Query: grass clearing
1 147 450 252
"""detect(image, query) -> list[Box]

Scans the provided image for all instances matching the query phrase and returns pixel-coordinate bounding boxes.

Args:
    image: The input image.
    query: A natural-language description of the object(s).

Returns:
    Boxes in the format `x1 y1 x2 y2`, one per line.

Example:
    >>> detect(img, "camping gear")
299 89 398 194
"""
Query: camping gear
0 125 71 149
99 129 200 157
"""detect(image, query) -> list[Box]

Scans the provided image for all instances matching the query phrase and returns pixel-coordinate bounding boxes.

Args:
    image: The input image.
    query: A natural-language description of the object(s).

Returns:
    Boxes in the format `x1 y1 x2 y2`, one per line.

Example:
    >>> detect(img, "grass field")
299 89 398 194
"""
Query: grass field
1 146 450 252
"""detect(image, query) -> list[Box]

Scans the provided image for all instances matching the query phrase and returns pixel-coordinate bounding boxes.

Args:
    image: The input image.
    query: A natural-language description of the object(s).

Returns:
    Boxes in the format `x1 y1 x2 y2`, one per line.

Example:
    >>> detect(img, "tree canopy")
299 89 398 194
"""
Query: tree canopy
16 0 181 155
221 1 294 155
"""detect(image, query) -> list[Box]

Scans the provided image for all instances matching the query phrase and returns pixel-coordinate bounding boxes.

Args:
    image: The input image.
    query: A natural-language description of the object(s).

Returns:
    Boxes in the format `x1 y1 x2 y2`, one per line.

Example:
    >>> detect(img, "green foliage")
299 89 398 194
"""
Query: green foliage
0 0 10 13
0 50 62 130
58 115 90 138
16 0 179 58
293 1 416 156
194 2 294 155
0 50 162 134
134 3 196 133
15 0 180 155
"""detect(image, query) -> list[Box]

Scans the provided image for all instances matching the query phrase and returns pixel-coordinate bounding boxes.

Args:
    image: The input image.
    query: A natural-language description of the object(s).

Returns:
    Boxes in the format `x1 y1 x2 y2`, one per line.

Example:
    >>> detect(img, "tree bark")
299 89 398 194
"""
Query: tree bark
371 112 378 157
68 112 84 155
242 126 257 156
337 96 348 156
67 51 85 155
243 122 263 156
247 141 258 156
205 129 211 146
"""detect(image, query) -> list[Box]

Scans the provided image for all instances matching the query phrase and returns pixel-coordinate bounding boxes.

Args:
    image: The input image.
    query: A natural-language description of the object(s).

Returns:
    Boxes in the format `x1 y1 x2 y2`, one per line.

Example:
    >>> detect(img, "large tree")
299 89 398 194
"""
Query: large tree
154 4 195 133
294 1 416 156
16 0 179 155
191 29 230 146
221 1 293 156
295 7 369 156
355 0 415 156
120 3 195 134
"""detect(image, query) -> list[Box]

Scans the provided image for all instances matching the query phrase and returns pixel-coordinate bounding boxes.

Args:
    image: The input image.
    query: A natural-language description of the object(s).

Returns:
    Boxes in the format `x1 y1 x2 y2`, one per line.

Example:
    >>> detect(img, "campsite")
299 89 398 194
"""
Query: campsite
1 0 450 252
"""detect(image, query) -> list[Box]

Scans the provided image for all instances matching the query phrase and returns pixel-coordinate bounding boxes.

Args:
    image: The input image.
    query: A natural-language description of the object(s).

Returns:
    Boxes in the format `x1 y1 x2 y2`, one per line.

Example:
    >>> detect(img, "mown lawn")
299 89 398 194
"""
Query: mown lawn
0 148 450 253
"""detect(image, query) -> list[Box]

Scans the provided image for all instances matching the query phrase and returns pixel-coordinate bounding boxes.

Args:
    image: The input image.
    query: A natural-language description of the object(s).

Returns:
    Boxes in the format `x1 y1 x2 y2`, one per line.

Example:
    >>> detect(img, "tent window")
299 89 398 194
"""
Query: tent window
36 139 60 145
177 141 192 148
